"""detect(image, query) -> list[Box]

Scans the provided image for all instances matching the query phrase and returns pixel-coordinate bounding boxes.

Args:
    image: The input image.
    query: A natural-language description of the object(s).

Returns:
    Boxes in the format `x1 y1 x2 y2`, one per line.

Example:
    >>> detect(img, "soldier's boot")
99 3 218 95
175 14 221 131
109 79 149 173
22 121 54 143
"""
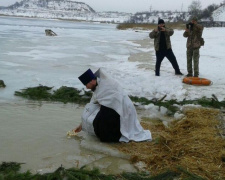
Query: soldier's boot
186 73 193 77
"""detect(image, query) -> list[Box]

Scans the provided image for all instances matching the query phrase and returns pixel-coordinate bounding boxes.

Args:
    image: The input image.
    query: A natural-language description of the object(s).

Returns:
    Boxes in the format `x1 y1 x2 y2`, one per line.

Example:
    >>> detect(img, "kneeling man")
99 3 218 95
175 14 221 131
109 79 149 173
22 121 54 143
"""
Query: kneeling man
74 68 152 143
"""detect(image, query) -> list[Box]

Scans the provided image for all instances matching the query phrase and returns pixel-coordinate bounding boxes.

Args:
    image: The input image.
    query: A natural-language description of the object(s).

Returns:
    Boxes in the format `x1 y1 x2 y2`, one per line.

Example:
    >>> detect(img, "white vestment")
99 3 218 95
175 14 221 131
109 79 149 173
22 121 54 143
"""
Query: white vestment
81 103 100 136
81 68 152 142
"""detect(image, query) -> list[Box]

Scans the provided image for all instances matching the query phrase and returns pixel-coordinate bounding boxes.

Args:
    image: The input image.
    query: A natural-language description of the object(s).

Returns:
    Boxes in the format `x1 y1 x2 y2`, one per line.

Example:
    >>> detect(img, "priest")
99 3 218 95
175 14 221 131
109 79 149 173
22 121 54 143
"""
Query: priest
74 68 152 143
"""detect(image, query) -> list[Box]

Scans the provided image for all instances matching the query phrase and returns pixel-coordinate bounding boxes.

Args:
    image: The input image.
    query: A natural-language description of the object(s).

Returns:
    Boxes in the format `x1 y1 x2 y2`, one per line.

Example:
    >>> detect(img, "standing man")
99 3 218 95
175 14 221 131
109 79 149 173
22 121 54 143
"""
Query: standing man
183 16 204 77
149 19 183 76
74 68 152 143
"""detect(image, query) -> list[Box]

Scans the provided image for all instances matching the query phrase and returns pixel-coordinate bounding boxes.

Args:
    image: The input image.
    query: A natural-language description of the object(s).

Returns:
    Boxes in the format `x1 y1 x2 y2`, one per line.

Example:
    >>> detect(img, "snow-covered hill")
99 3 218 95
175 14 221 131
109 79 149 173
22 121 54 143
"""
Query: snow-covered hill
212 4 225 21
129 11 190 23
0 0 95 20
4 0 95 13
1 0 223 24
0 0 131 23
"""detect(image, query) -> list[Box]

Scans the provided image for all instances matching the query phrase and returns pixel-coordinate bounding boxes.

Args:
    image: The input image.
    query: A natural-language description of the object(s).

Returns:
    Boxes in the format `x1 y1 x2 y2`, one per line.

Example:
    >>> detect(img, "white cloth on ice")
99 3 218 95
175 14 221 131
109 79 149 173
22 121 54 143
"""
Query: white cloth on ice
82 68 152 142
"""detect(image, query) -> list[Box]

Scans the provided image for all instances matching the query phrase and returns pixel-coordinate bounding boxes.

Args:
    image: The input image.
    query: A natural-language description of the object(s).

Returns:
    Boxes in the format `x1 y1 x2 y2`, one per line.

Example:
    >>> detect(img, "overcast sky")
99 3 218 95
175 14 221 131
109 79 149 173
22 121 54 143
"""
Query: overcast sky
1 0 224 13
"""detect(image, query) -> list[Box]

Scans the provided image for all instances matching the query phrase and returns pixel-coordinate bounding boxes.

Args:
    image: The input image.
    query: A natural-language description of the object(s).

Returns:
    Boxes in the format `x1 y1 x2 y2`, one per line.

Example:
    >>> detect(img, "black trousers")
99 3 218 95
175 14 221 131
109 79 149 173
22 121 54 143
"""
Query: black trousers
155 49 180 75
93 105 121 142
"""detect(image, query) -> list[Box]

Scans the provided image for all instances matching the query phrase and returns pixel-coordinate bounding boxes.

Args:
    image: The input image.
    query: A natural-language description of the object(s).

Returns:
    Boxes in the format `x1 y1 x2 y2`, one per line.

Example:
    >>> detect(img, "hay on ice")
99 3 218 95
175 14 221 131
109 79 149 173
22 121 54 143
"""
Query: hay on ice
113 108 225 179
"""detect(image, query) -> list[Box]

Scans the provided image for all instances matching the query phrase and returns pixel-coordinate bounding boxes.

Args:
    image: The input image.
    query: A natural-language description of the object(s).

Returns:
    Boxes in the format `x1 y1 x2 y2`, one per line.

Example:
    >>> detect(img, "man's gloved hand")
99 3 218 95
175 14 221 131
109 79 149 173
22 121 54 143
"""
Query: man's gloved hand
186 22 194 29
189 22 194 27
186 23 189 29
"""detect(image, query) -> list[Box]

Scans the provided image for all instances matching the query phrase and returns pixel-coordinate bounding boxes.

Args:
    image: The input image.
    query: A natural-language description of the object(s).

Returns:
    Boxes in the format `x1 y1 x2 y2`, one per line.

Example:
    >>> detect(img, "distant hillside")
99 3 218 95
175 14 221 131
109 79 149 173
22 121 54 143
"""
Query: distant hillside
212 4 225 21
128 11 190 23
0 0 131 23
0 0 95 18
2 0 223 24
7 0 95 13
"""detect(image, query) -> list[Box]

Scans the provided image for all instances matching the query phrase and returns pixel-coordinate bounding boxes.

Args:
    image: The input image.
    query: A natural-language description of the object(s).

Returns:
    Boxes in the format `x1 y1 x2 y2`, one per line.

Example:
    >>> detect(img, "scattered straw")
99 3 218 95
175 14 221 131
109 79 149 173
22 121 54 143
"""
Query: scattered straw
113 108 225 179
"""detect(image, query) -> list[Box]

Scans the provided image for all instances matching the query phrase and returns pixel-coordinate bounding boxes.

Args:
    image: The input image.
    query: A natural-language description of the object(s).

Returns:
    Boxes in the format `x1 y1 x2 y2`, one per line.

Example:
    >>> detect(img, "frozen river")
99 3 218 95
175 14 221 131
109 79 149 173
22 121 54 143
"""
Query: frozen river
0 16 146 102
1 15 225 173
0 16 146 173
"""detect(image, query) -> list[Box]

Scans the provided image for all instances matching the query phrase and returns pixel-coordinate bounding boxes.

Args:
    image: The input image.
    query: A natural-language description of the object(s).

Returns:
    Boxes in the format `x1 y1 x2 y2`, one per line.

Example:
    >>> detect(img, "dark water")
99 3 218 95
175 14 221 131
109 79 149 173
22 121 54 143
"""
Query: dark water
0 101 135 173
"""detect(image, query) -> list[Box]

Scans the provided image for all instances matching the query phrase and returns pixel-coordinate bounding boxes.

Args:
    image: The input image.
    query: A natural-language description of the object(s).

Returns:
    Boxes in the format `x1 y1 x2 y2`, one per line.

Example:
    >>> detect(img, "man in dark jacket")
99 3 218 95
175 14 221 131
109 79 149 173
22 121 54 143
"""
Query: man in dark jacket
149 19 183 76
183 16 204 77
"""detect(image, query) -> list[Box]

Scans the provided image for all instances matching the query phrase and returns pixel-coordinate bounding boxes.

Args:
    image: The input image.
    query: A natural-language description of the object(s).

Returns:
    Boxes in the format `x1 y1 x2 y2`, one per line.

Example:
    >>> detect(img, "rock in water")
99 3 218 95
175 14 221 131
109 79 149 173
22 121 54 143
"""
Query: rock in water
0 80 6 88
45 29 57 36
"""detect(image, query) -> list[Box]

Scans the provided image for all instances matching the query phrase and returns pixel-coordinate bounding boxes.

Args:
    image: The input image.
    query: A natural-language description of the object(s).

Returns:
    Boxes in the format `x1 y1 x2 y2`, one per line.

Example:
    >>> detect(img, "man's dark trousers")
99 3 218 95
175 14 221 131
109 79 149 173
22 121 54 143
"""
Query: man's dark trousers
155 49 180 76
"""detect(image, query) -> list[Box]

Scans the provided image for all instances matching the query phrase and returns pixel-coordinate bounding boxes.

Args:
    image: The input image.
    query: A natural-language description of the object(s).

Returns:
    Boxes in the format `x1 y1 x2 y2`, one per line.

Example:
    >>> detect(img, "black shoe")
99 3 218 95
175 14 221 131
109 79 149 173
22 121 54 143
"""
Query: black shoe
186 74 193 77
155 69 160 76
194 75 198 77
175 72 183 75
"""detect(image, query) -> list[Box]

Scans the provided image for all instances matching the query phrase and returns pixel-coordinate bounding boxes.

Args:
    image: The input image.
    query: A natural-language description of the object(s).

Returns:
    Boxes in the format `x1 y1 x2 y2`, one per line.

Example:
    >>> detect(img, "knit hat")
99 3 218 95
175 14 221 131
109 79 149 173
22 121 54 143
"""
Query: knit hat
191 16 198 21
158 19 165 24
78 69 96 85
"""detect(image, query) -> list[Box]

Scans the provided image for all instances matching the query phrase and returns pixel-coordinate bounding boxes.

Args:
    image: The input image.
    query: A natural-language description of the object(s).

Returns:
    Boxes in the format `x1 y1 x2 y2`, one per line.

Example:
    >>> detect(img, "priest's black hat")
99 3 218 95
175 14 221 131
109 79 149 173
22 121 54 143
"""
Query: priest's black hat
78 69 96 85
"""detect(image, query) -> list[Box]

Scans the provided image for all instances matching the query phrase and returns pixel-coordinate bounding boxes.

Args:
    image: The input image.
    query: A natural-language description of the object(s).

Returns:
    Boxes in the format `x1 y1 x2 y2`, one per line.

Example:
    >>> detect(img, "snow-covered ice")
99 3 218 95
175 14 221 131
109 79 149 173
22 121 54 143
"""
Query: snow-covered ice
1 16 225 103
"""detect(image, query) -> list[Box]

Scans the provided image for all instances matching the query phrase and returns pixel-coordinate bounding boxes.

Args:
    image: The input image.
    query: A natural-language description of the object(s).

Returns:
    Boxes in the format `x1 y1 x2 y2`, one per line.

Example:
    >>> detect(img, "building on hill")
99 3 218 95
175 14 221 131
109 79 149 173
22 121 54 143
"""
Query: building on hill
212 4 225 21
128 11 189 24
200 4 225 27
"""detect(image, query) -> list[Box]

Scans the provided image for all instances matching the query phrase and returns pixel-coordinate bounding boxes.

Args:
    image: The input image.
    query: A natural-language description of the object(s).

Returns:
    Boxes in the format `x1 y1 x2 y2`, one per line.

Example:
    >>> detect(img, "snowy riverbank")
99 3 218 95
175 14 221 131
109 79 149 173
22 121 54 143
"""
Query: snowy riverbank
103 27 225 102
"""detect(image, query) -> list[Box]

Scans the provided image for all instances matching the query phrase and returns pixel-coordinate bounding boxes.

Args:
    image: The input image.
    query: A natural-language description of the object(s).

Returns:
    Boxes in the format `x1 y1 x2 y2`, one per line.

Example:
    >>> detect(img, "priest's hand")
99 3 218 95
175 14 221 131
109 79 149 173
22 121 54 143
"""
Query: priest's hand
73 124 82 133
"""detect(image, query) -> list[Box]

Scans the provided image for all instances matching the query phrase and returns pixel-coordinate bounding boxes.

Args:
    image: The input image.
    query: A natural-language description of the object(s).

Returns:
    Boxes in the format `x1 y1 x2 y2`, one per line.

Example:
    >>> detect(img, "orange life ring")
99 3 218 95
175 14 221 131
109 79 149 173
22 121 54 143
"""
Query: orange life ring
182 77 212 86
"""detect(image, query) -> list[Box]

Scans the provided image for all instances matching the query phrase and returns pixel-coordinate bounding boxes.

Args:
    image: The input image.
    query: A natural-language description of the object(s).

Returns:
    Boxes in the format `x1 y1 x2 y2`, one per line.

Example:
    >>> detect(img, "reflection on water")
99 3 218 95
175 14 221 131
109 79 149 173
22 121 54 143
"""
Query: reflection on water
0 101 136 174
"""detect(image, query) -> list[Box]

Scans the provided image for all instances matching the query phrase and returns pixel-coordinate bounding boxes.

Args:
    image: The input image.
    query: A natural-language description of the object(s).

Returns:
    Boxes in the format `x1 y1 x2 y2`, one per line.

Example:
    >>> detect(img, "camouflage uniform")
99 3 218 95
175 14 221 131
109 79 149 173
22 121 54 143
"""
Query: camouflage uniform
150 28 173 51
183 24 204 77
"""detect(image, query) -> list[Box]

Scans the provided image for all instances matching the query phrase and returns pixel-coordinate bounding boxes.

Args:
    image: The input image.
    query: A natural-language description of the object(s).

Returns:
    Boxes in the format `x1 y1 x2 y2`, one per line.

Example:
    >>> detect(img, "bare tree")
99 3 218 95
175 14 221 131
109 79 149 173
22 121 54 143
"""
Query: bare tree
200 4 219 19
188 0 202 18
